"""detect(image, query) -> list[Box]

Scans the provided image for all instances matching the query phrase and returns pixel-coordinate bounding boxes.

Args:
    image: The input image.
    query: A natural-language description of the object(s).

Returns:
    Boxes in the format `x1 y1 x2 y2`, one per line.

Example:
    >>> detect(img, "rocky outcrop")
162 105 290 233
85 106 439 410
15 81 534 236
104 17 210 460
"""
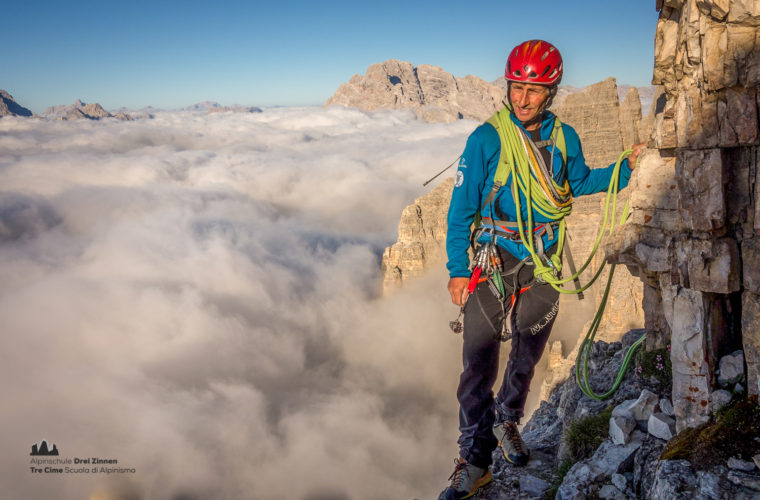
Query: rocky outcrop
550 77 631 168
381 178 453 291
0 90 33 117
325 60 505 123
620 87 644 148
470 332 760 499
607 0 760 434
42 99 132 120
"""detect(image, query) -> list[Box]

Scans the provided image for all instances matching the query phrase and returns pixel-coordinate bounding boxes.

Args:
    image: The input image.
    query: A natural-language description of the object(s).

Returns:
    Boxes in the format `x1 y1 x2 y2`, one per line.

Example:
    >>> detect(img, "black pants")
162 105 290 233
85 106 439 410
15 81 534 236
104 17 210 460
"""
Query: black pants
456 247 559 469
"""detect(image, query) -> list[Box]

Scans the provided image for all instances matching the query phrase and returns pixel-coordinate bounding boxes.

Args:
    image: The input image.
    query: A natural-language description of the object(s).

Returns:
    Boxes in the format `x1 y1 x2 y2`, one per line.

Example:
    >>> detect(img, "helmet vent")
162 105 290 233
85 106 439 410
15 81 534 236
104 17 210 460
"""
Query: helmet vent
541 65 551 77
529 71 538 78
541 51 549 61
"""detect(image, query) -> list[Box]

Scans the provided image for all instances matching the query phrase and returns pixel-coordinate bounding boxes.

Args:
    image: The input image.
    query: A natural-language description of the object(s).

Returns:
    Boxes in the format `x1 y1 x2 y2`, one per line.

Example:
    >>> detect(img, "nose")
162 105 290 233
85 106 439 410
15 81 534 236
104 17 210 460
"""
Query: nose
516 89 530 108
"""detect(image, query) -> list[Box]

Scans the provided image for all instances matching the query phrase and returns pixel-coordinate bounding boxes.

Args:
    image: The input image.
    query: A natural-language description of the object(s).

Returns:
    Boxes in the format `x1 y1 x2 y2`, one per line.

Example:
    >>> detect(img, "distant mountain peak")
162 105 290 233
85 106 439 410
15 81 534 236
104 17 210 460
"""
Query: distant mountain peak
0 90 33 118
41 99 131 121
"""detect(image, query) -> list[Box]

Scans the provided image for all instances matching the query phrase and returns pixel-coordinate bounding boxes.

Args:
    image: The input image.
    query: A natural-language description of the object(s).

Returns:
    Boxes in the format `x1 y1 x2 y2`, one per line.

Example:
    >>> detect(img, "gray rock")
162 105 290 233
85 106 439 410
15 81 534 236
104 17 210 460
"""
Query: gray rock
614 390 659 422
660 398 675 417
649 460 699 500
696 470 723 499
728 456 757 472
753 453 760 470
519 473 550 498
648 412 677 441
556 436 642 499
610 413 636 445
719 350 746 386
611 472 628 492
612 400 638 418
727 470 760 491
633 427 668 496
709 389 733 416
598 484 628 500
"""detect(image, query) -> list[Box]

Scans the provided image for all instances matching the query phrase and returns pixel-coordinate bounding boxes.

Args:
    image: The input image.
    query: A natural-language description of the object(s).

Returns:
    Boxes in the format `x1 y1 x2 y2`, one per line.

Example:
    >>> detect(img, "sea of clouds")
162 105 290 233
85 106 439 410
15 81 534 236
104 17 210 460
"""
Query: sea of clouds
0 106 487 500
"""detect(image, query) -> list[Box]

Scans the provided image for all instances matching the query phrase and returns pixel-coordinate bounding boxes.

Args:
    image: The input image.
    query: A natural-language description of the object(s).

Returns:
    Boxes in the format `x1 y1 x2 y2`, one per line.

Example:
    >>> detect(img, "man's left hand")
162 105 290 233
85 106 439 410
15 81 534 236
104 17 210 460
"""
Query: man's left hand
628 143 646 170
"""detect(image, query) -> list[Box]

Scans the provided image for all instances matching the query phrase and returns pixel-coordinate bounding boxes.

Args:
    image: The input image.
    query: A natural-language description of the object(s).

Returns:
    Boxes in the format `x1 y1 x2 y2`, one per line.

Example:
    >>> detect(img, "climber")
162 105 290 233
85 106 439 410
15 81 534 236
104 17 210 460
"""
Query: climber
438 39 645 500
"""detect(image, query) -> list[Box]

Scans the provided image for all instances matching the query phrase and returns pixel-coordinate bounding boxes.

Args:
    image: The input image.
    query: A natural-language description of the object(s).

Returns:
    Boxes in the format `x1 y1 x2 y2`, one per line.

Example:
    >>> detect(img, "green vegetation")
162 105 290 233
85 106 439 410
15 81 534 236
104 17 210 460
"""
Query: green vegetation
544 406 614 499
634 345 672 389
564 406 614 462
661 395 760 467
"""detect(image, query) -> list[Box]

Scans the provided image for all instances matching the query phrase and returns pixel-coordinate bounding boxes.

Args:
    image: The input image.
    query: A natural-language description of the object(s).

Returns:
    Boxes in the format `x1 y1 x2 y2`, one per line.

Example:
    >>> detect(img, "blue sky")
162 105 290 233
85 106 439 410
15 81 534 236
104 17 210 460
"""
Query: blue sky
4 1 659 113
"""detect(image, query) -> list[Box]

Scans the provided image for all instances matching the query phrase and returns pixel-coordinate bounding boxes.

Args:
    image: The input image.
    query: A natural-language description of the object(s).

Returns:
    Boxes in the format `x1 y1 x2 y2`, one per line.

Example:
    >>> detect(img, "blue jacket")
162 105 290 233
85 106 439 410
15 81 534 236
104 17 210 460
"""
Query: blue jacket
445 109 633 278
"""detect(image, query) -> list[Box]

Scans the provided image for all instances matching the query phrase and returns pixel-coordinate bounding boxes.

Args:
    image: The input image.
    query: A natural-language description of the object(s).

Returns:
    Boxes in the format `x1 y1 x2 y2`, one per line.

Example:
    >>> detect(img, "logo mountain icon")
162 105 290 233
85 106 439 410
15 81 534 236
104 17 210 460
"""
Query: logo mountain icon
30 440 59 456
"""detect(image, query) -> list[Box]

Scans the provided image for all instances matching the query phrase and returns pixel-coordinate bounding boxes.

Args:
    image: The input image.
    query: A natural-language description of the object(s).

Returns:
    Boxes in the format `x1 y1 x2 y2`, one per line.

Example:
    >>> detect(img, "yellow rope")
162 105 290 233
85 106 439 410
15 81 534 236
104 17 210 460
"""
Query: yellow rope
493 110 631 293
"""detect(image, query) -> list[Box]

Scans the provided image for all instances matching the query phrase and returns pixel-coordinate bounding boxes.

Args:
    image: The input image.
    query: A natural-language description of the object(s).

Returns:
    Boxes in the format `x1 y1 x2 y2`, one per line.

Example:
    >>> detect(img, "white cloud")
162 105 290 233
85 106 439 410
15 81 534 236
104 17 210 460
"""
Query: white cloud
0 108 475 500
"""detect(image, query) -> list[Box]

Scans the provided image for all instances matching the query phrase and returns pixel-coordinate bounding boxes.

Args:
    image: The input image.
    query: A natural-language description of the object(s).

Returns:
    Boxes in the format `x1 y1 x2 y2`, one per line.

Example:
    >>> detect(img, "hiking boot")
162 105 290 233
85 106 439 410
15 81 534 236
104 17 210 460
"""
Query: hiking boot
494 421 529 466
437 457 492 500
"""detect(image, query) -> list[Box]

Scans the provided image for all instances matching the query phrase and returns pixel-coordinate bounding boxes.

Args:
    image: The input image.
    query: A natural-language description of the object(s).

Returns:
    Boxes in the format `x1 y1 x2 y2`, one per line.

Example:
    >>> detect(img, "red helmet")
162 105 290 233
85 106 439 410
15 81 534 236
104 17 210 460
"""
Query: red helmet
505 40 563 86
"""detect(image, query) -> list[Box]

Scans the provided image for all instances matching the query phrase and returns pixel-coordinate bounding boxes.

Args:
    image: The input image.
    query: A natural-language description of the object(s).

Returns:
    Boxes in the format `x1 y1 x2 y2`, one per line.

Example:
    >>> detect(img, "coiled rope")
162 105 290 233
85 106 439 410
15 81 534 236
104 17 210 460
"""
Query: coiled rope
491 110 646 399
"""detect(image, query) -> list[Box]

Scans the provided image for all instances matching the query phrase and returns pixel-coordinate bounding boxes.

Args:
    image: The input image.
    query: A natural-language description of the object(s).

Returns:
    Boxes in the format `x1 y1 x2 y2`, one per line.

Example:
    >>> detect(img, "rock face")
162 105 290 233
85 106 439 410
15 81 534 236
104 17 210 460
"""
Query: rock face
0 90 33 117
381 178 453 291
42 99 131 120
606 0 760 433
325 60 505 123
551 77 632 167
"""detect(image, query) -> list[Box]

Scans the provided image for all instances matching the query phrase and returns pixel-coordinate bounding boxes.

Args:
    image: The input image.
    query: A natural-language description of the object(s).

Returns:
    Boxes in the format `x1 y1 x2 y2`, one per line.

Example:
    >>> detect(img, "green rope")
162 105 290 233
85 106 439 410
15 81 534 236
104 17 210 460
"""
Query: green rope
574 262 647 400
491 111 646 399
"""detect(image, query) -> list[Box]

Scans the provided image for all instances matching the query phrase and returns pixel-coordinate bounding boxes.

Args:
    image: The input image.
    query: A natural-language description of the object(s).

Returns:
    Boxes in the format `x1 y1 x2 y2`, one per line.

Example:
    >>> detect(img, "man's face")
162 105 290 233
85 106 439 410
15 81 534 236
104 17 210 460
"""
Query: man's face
509 82 551 124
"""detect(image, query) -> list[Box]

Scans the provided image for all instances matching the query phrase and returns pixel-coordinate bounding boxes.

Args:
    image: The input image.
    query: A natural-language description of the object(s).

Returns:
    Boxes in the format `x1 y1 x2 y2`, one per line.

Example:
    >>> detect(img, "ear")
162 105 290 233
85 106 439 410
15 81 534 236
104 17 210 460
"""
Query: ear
542 86 558 111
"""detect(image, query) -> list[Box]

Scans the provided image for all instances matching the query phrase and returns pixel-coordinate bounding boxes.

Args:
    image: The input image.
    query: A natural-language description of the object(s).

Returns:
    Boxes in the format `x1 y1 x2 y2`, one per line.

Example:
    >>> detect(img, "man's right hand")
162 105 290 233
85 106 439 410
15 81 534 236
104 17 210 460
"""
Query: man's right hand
448 277 470 306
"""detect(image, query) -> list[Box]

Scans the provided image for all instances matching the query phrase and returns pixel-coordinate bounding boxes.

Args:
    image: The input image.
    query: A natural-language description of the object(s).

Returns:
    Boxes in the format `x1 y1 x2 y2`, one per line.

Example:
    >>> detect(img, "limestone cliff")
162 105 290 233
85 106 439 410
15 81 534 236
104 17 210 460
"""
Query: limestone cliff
551 77 630 167
607 0 760 435
381 178 453 291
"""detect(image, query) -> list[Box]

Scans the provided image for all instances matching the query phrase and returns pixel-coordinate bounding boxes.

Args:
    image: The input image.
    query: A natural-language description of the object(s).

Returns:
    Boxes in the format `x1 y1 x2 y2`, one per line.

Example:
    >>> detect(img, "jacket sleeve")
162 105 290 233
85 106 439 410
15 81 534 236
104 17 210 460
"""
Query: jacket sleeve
563 125 633 197
445 127 490 278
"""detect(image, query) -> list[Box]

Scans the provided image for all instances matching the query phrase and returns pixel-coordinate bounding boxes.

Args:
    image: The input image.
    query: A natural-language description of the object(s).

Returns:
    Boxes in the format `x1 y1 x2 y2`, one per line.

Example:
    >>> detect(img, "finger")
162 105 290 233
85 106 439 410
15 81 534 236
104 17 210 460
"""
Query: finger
450 289 461 306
